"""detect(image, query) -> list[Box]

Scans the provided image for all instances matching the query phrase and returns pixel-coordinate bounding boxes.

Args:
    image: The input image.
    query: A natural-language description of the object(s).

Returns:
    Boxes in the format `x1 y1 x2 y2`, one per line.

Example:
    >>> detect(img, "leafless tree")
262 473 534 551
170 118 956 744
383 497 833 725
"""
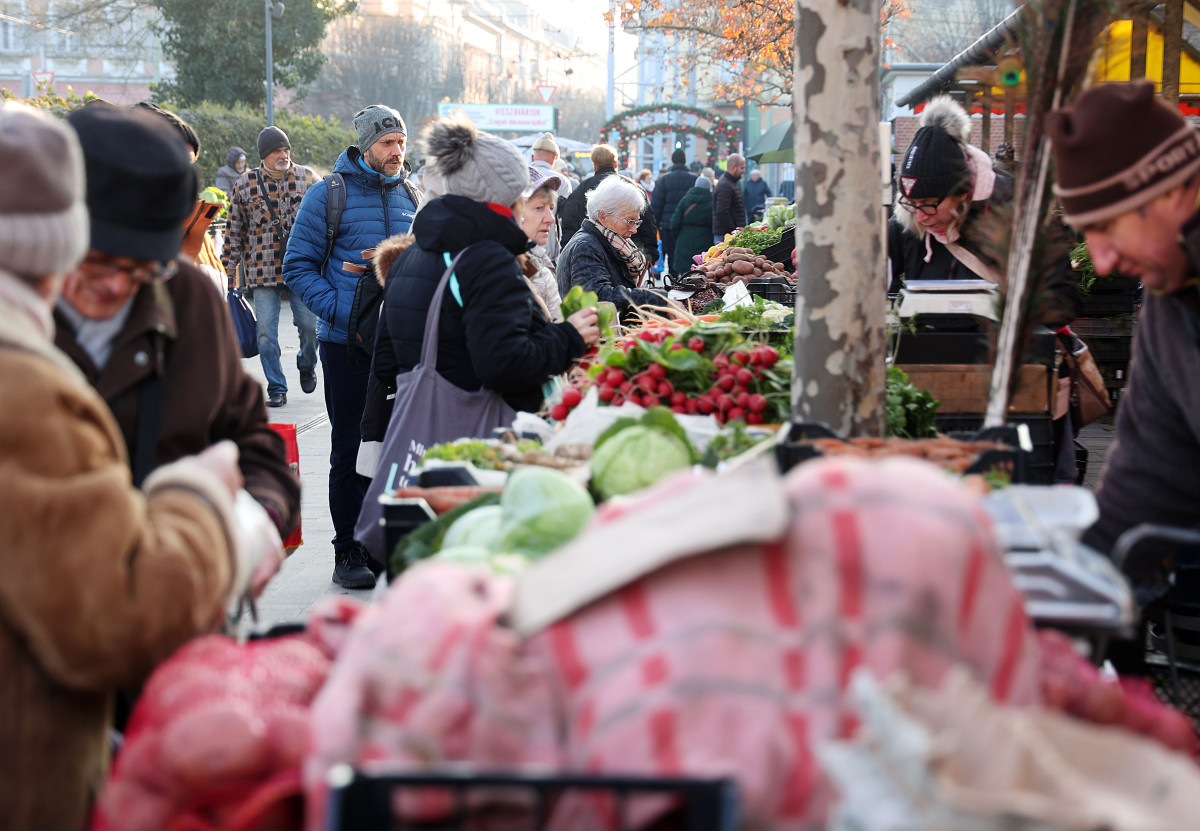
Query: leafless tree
887 0 1012 63
301 14 464 127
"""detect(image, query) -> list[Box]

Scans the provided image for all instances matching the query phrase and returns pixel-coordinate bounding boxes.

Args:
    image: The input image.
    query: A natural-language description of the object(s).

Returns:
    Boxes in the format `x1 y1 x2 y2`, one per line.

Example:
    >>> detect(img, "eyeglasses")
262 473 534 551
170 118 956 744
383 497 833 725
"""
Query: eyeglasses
607 214 642 229
81 252 178 285
899 196 946 217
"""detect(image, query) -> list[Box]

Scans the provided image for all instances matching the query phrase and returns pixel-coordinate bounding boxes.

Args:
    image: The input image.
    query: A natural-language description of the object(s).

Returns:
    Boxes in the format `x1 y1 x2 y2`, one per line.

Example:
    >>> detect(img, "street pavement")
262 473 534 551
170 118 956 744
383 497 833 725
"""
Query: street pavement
244 300 1121 630
242 300 377 631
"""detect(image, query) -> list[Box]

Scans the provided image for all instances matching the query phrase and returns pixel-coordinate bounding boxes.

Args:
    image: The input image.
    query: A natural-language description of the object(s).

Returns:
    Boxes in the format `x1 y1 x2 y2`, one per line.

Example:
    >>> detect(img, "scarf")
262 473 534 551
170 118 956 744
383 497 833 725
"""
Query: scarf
357 155 405 185
594 219 648 286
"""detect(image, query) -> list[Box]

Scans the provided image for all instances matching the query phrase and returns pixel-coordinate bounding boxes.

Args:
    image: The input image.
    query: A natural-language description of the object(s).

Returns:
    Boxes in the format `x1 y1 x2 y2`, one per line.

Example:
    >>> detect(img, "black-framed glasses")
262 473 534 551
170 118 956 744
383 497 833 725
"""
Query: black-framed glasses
82 252 178 284
898 196 946 217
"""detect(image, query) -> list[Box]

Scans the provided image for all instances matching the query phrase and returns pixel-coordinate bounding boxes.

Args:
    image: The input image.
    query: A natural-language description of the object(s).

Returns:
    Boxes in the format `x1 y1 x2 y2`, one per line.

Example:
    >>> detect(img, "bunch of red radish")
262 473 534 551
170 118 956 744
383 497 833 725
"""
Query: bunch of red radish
549 330 784 425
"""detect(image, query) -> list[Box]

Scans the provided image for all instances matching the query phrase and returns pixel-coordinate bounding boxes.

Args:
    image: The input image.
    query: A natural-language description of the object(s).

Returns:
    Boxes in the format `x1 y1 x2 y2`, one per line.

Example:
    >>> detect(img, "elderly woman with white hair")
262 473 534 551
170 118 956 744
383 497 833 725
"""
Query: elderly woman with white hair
556 175 673 321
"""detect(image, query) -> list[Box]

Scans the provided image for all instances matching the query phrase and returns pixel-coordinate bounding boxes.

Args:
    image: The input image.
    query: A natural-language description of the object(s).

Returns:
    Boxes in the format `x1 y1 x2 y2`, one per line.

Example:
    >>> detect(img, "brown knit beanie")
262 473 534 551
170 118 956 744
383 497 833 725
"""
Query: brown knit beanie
0 101 88 277
1048 81 1200 228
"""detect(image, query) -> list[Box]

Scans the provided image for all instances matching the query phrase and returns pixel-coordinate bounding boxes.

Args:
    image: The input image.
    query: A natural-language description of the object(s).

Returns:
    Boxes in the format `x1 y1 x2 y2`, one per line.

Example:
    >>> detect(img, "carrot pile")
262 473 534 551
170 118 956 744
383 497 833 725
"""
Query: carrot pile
801 436 1012 474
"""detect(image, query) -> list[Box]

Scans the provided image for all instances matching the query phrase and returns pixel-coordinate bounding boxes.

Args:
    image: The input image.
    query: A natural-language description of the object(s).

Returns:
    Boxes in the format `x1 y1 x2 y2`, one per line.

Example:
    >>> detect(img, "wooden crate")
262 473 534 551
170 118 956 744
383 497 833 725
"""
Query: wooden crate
899 363 1053 415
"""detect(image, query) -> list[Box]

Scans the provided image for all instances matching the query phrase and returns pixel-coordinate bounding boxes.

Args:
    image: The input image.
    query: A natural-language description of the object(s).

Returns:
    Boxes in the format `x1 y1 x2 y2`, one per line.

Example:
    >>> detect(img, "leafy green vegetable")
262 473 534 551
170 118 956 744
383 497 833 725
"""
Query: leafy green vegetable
591 425 693 501
434 545 494 565
391 492 502 573
726 224 784 253
497 467 595 557
442 505 504 550
562 285 616 337
701 422 771 467
885 365 940 439
423 438 538 470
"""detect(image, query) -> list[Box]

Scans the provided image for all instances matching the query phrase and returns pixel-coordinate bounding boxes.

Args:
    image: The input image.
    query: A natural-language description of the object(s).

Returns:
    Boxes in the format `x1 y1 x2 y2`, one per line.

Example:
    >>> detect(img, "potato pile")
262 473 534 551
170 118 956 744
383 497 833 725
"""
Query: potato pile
695 246 794 284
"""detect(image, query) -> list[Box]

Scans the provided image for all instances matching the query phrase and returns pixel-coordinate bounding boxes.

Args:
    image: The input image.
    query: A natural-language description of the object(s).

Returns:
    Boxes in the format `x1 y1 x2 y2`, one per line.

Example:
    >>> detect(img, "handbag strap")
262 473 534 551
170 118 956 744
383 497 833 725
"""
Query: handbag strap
418 247 472 368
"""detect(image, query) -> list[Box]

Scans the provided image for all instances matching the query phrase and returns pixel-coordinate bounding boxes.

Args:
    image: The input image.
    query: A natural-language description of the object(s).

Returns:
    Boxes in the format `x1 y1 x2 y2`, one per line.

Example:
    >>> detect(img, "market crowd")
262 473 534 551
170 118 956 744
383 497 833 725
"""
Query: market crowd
4 73 1200 829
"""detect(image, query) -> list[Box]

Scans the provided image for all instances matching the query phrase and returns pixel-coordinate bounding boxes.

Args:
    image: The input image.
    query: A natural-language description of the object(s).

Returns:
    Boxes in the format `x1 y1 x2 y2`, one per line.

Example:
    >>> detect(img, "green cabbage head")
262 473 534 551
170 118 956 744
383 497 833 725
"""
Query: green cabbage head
442 505 504 551
590 425 692 501
497 467 595 557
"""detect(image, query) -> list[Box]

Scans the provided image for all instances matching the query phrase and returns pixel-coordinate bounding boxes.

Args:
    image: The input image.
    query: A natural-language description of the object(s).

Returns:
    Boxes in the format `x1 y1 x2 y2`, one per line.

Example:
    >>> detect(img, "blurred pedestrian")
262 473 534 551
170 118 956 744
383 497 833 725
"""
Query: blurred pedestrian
284 103 421 589
0 99 263 831
637 168 654 195
530 132 573 199
216 145 248 193
742 168 772 222
670 175 714 274
559 144 660 269
222 125 320 407
652 148 698 278
712 152 747 242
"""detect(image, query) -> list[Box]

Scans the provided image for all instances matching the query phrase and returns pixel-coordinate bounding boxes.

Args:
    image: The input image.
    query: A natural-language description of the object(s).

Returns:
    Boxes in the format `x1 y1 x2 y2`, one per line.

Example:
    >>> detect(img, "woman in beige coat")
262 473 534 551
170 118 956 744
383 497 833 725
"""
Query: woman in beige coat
0 101 263 831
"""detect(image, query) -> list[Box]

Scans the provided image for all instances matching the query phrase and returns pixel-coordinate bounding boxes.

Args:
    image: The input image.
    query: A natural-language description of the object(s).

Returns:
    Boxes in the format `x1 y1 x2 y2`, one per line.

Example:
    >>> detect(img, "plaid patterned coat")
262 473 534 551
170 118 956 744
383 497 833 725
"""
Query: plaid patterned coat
222 163 318 289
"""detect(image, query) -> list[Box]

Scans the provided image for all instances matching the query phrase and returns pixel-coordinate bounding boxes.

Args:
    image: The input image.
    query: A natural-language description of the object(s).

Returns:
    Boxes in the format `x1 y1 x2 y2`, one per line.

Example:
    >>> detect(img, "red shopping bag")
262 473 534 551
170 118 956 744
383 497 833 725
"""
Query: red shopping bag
269 423 303 550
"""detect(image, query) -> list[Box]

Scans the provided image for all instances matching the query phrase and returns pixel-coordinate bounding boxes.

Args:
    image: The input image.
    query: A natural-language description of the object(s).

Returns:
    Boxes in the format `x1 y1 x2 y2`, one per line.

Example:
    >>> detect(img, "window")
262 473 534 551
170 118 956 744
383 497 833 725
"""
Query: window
0 2 27 52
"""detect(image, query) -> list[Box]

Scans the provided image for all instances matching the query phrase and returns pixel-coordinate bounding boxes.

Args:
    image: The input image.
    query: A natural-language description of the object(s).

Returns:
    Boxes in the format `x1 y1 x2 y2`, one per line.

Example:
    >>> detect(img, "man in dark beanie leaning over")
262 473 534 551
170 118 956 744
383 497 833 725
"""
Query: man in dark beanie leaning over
0 101 263 831
285 102 421 589
222 124 320 407
54 103 295 582
1047 81 1200 558
886 95 1081 326
651 147 696 278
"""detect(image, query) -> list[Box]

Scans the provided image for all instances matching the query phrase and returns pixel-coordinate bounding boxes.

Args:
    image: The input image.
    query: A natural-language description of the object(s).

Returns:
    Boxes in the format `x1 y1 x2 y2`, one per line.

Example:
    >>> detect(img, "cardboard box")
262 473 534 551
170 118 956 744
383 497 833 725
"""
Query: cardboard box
898 364 1052 414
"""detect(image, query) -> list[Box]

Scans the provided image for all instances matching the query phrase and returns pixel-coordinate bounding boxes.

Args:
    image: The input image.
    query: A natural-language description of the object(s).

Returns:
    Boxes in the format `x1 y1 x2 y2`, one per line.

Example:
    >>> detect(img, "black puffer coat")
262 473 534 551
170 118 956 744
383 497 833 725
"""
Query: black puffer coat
368 195 587 422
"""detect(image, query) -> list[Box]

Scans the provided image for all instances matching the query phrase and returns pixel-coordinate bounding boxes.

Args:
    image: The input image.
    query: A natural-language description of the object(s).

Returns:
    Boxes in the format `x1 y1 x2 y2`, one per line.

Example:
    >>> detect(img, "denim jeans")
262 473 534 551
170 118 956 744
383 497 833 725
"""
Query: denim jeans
251 285 318 396
319 340 371 552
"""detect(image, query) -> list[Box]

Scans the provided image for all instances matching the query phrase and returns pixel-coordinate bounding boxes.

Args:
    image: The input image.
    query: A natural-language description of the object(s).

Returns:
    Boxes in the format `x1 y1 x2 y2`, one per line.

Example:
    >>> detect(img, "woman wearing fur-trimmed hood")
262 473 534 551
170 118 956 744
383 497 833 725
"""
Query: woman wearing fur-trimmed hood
886 95 1080 328
887 96 1012 291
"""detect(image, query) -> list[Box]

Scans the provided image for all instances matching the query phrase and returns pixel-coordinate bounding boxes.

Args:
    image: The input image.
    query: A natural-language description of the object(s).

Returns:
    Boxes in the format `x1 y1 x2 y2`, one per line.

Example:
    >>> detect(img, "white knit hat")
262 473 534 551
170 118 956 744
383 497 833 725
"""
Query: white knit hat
423 118 529 207
0 101 89 276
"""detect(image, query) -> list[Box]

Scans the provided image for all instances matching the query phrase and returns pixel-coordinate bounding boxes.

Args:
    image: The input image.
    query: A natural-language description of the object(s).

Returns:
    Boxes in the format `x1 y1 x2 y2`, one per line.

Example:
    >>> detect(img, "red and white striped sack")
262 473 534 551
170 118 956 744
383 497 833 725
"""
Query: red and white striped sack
306 456 1041 830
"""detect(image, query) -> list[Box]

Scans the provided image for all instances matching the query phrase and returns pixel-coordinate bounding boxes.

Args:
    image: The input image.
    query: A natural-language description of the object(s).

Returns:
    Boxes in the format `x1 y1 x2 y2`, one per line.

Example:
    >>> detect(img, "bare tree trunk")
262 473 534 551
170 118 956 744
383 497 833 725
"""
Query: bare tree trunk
790 0 887 436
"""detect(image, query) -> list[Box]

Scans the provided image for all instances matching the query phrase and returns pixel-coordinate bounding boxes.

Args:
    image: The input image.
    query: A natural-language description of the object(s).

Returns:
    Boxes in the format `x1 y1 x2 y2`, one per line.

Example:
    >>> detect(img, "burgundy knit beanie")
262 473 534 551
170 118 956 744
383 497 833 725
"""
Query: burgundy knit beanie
1048 81 1200 228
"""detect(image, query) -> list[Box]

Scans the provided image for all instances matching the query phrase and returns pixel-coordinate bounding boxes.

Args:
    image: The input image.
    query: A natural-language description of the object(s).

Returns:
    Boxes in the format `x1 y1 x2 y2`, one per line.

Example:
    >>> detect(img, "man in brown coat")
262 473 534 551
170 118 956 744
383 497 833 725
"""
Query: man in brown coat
54 103 300 545
0 102 259 831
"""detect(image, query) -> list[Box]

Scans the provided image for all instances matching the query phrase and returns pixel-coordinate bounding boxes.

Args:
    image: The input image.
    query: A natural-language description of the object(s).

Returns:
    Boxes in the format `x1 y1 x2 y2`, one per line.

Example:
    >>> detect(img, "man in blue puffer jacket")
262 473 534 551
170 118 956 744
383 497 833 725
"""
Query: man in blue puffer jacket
284 103 420 589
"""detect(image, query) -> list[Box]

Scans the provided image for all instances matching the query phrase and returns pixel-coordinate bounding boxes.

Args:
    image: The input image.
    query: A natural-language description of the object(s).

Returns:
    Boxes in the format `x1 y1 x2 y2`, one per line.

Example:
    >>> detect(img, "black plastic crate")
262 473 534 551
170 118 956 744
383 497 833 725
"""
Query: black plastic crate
760 225 795 271
1072 315 1135 338
325 766 740 831
1084 334 1133 366
746 277 796 306
934 412 1055 484
1079 278 1140 316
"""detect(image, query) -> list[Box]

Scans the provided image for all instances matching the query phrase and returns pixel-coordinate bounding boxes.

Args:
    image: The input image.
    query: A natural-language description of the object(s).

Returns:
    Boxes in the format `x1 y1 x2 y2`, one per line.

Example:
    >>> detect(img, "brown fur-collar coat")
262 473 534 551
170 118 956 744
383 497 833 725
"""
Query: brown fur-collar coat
0 272 240 830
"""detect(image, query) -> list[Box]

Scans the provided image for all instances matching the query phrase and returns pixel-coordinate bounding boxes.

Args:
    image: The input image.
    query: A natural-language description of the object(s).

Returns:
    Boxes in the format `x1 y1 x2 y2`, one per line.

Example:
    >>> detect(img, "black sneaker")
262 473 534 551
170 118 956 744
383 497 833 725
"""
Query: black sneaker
300 370 317 394
266 392 287 407
333 544 377 589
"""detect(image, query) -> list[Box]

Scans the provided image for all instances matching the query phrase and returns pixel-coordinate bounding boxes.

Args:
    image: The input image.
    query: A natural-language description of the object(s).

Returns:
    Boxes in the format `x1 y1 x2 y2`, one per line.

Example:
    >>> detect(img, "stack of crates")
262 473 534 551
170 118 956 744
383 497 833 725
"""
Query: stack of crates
1075 277 1139 405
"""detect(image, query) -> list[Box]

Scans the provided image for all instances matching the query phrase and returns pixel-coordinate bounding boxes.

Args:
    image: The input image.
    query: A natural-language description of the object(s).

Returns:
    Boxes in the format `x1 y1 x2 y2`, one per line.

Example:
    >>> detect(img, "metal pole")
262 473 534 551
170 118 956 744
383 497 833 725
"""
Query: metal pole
606 0 615 122
265 0 275 126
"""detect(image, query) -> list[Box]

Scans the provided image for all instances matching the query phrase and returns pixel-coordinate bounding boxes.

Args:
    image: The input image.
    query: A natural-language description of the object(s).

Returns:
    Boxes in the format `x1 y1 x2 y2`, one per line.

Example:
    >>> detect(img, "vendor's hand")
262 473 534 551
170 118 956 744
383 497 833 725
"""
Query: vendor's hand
193 440 243 498
567 306 601 346
247 532 285 598
234 490 285 598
